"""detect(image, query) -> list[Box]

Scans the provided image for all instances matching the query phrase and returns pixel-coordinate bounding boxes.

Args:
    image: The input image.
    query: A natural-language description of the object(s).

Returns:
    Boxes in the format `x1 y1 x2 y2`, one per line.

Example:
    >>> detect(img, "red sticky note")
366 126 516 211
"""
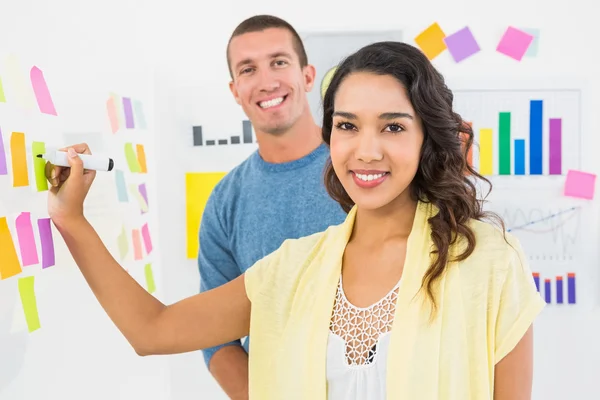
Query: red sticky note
564 170 596 200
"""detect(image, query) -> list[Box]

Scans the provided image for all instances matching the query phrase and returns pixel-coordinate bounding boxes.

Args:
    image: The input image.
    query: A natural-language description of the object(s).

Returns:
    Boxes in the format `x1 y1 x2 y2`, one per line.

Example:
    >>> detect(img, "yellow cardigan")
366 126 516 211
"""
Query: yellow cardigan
244 201 545 399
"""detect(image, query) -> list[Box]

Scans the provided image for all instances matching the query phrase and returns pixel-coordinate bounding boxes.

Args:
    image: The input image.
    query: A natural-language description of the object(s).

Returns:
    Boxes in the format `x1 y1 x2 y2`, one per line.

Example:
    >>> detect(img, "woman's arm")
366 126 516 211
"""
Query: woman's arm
493 325 534 400
47 145 250 355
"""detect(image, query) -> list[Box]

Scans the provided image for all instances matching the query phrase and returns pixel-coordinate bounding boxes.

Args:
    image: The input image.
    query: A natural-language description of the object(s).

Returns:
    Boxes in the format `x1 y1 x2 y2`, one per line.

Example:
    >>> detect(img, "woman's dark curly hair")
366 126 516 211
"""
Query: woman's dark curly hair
321 41 504 311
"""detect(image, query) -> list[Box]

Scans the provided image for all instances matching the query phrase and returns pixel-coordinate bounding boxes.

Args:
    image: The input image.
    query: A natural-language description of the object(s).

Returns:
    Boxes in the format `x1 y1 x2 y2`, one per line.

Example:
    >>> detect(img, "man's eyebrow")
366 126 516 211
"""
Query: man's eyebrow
234 51 293 71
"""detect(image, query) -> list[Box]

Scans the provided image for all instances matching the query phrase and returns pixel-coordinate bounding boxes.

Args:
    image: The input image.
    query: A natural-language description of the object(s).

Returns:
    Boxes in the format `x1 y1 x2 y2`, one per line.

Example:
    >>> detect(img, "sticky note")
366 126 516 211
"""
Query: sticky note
133 100 147 129
522 28 540 57
0 217 22 279
321 67 337 99
11 132 29 187
132 229 143 260
564 170 596 200
115 170 128 202
139 183 149 213
30 66 58 115
124 143 140 172
129 184 149 212
0 76 6 102
117 226 129 260
16 212 39 266
496 26 534 61
18 276 41 332
5 54 35 110
136 144 147 173
414 22 447 60
141 223 153 254
106 97 120 134
0 127 7 175
443 26 480 63
144 264 156 293
38 218 55 268
32 141 48 191
123 97 135 129
186 172 227 258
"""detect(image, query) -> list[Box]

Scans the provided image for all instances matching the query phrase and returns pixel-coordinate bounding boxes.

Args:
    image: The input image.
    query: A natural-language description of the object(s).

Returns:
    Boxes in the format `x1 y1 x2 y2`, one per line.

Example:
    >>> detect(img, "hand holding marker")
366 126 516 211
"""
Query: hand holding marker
37 148 114 172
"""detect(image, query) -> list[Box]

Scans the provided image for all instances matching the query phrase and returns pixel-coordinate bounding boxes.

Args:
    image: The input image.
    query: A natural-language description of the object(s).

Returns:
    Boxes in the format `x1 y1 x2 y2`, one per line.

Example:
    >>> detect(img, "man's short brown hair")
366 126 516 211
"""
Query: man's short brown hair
226 15 308 78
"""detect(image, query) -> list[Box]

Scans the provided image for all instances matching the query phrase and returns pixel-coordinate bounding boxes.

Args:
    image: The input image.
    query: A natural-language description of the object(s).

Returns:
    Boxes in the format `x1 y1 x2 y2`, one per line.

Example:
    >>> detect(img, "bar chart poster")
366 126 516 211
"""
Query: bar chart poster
453 89 581 177
192 120 255 147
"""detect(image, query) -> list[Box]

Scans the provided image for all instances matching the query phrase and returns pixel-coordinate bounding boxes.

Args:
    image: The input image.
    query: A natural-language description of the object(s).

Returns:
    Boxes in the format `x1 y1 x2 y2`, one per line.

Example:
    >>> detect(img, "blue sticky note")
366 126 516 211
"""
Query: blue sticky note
115 170 129 202
522 28 540 57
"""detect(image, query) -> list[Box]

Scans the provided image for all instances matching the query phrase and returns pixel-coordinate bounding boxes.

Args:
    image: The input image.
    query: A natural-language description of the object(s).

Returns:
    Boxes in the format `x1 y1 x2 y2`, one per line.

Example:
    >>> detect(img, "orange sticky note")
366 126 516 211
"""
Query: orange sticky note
10 132 28 187
0 216 23 279
414 22 447 60
132 229 143 260
564 170 596 200
136 144 147 173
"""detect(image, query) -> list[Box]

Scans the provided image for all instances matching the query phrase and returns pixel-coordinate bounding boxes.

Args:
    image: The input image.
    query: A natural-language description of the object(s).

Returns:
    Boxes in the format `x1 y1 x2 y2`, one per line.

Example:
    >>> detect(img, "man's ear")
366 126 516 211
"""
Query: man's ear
303 64 317 92
229 80 242 105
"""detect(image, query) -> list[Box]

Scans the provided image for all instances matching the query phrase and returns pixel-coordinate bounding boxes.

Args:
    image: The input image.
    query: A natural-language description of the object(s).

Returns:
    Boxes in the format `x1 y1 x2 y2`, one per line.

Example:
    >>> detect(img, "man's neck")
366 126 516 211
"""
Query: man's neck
255 113 324 164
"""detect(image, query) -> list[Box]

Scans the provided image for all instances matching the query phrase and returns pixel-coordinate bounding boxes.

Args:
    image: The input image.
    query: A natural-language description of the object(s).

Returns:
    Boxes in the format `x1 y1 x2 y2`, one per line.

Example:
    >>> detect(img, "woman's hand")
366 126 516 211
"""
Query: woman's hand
45 143 96 228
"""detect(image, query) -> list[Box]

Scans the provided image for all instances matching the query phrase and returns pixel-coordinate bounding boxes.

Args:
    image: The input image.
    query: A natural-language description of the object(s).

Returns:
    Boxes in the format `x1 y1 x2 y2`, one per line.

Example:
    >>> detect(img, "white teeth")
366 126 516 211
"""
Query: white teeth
355 173 386 182
259 97 284 108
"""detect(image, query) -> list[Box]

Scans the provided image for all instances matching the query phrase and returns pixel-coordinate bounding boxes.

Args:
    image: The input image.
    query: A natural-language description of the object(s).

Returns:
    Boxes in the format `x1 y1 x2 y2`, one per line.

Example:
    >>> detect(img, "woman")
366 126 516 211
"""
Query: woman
46 41 545 400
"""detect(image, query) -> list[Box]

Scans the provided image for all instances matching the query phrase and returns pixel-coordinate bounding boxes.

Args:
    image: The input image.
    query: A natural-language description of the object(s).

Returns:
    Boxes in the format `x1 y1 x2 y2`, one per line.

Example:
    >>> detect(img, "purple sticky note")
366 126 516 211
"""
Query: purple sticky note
139 183 148 214
496 26 534 61
0 127 7 175
38 218 55 268
564 170 596 200
123 97 135 129
443 27 480 63
15 212 39 266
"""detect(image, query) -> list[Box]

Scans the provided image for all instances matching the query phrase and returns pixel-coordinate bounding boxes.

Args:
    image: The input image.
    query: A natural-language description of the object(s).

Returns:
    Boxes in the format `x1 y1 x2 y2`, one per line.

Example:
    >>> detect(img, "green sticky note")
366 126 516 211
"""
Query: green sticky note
32 141 48 191
0 76 6 102
124 143 140 172
18 276 41 332
145 263 156 293
117 226 129 260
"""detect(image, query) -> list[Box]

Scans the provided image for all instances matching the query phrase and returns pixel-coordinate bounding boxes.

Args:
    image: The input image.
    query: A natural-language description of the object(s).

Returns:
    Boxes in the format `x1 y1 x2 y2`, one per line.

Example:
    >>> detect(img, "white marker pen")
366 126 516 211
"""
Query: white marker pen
36 149 114 172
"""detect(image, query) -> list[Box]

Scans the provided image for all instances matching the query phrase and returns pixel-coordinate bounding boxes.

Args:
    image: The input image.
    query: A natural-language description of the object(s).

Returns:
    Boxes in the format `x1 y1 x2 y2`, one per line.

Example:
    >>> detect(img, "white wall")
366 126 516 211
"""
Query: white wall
152 0 600 399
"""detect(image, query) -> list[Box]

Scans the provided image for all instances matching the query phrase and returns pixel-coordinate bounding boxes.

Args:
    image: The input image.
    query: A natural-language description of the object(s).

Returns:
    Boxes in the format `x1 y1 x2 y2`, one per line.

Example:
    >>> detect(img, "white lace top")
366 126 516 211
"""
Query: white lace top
327 276 400 399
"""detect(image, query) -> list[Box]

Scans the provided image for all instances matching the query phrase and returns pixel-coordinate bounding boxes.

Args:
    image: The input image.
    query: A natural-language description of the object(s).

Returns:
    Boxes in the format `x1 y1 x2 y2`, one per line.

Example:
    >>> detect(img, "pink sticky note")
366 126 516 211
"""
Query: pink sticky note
38 218 55 268
132 229 143 260
564 170 596 200
30 66 58 115
496 27 534 61
15 212 39 266
106 97 119 134
141 223 153 254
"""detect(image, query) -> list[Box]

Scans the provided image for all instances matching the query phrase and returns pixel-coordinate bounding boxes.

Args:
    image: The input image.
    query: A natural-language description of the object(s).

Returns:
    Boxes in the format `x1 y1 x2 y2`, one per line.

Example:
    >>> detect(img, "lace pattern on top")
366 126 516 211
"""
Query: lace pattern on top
329 277 399 366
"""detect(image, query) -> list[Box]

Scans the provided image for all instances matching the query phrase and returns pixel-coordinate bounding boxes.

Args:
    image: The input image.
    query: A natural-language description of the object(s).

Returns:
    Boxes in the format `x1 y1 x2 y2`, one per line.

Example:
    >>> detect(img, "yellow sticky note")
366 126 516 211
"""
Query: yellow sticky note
186 172 227 259
124 143 140 172
0 217 23 279
11 132 29 187
145 263 156 293
18 276 41 332
414 22 447 60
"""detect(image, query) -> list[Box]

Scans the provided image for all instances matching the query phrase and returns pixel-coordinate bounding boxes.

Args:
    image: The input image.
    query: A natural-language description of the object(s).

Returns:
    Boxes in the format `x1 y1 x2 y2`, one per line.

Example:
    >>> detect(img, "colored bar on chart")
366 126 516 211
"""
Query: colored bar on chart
38 218 55 268
218 139 228 145
243 120 253 144
479 128 493 175
532 272 540 292
231 136 241 144
30 66 58 115
544 279 551 303
0 127 7 175
567 273 576 304
0 76 5 102
499 112 511 175
529 100 543 175
556 276 564 304
193 126 203 146
514 139 525 175
0 216 23 279
549 118 562 175
11 132 29 187
206 140 215 146
18 276 41 332
15 212 39 266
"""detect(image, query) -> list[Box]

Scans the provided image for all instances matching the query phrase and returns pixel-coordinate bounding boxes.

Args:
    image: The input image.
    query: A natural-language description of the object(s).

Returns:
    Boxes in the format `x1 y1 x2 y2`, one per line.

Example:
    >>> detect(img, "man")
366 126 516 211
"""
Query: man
197 15 347 399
